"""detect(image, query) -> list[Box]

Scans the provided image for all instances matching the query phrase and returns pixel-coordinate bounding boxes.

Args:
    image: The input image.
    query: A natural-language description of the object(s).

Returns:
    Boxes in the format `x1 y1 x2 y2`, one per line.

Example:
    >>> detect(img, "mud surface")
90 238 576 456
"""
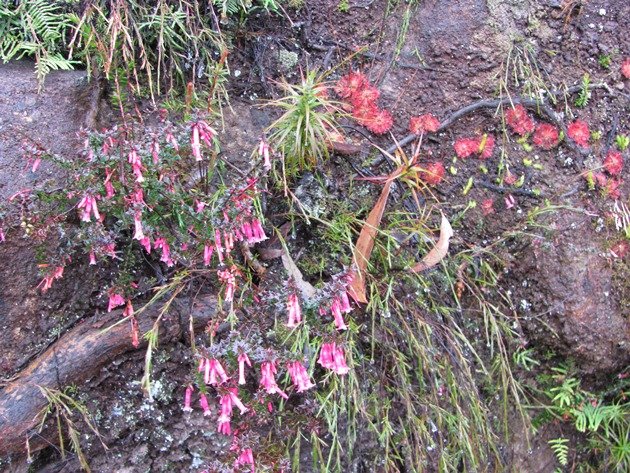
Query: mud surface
1 0 629 471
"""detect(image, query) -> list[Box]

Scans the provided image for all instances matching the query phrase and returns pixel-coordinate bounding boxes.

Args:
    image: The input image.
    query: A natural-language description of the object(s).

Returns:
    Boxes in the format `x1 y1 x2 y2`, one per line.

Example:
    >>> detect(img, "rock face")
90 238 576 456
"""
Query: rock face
509 210 630 375
0 61 100 377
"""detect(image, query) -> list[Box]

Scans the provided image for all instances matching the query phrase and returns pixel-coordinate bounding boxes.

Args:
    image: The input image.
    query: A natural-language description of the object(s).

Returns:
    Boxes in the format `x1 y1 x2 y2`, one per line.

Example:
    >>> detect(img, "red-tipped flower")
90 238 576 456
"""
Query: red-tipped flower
409 114 440 135
533 123 559 150
567 120 590 148
505 104 535 136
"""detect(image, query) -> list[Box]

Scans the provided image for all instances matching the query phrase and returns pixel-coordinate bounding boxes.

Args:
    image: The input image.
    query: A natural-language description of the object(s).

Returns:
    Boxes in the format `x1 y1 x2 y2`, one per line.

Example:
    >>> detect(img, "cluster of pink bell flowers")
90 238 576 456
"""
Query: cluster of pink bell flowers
181 353 318 433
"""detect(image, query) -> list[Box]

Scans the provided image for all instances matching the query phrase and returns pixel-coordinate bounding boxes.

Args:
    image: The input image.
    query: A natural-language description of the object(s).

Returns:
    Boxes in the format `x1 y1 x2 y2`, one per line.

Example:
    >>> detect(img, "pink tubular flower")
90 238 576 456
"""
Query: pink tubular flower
504 194 516 210
130 316 139 348
89 249 97 265
195 200 206 213
228 388 249 415
409 114 440 135
133 212 145 240
214 229 224 264
622 58 630 79
286 293 302 328
151 139 160 165
223 231 234 256
250 219 267 243
567 120 590 148
218 266 238 302
287 361 315 392
204 358 230 385
139 236 151 253
104 168 115 199
108 292 125 312
77 193 100 222
191 123 201 161
128 149 145 183
259 361 288 399
122 300 134 318
330 298 348 330
0 227 4 242
165 131 179 151
199 393 212 416
238 352 252 385
218 392 233 424
203 244 214 266
218 419 231 436
183 385 194 412
234 448 255 472
259 139 271 170
154 237 174 267
37 266 65 293
318 342 350 375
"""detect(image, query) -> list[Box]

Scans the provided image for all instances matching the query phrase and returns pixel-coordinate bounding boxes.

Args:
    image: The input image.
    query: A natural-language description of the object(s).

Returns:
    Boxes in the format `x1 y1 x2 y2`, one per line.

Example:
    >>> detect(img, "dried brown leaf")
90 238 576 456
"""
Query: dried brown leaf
347 180 393 304
409 213 453 273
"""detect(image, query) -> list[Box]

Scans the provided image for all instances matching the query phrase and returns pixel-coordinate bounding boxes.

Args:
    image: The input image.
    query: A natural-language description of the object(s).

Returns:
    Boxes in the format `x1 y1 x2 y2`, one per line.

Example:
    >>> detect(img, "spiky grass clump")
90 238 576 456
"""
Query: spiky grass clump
266 70 342 176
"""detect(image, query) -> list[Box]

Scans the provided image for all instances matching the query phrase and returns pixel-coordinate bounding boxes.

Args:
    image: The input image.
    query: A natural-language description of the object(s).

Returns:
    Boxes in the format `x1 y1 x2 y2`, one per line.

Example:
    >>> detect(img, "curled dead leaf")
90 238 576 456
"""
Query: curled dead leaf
410 213 453 272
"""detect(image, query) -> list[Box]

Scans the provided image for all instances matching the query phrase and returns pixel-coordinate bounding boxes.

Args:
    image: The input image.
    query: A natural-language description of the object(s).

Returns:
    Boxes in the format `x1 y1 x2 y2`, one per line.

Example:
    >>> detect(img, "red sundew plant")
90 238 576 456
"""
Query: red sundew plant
567 119 590 148
454 134 495 159
505 104 535 136
532 123 560 150
335 71 393 135
409 114 440 135
333 70 368 99
603 150 624 176
420 162 446 185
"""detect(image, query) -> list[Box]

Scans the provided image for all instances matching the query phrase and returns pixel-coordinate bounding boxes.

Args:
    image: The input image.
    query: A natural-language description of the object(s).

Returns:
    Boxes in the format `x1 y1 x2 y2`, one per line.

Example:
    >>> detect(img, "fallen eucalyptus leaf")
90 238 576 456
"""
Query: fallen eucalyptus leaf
410 213 453 273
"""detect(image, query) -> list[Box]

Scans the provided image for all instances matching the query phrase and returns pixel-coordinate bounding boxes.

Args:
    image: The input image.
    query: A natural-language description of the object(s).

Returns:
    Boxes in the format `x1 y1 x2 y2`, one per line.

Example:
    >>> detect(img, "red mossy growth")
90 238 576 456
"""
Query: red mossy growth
454 137 480 158
604 178 623 200
504 170 517 185
454 134 495 159
622 58 630 80
603 150 624 176
532 123 559 149
335 71 368 99
481 198 495 216
364 109 393 135
610 240 630 259
505 104 535 136
567 120 590 148
352 103 378 124
420 162 445 185
409 114 440 134
351 85 380 108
